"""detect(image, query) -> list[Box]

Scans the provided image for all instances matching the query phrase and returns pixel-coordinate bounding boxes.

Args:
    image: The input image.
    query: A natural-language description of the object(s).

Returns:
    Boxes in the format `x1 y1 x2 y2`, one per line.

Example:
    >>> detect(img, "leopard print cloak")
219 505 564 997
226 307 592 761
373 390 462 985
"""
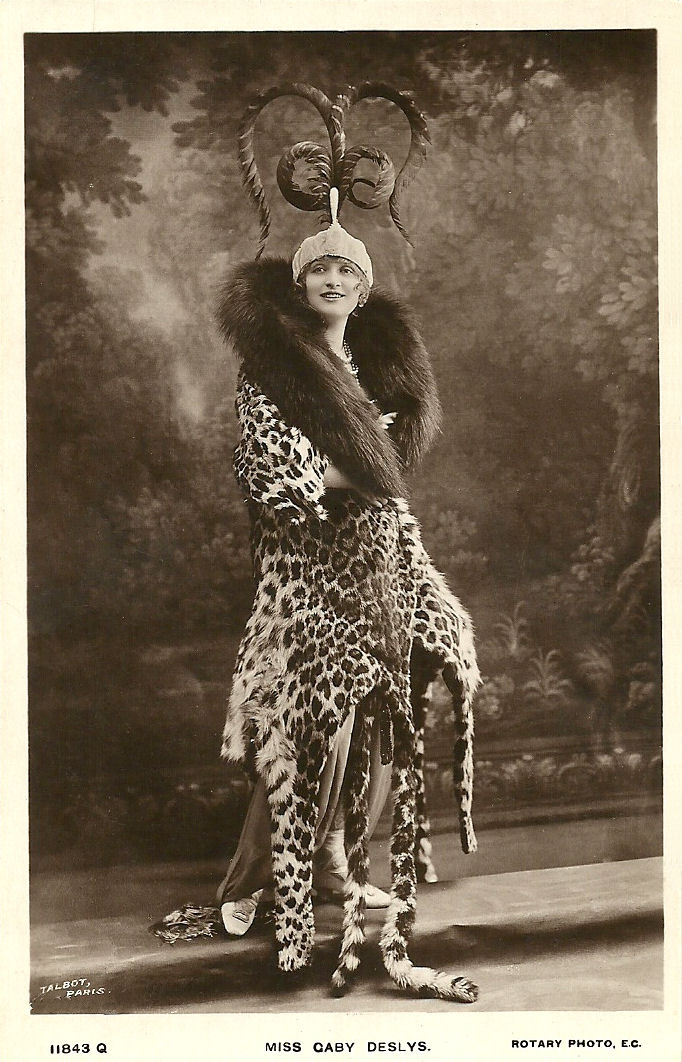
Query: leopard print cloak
218 259 480 1002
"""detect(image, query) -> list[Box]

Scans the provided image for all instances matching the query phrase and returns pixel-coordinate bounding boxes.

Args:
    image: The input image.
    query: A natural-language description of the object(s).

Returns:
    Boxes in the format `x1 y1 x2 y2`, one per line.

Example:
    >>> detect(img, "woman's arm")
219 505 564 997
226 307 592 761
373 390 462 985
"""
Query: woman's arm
234 377 329 521
323 409 395 497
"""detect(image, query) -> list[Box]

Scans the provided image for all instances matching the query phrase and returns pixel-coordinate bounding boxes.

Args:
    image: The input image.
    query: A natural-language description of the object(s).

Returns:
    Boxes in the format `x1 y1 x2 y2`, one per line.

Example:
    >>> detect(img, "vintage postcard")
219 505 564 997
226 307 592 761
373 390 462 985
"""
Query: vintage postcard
1 1 680 1060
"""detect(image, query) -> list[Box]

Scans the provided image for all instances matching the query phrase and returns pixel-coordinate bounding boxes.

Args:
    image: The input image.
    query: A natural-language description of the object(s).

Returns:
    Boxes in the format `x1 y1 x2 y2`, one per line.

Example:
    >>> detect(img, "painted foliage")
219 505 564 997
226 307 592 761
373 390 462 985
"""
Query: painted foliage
25 31 659 864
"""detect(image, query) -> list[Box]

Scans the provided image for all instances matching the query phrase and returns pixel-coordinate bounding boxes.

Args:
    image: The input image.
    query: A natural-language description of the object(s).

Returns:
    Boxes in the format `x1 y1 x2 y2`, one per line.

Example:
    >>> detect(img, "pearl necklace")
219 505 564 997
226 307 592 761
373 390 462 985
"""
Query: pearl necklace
337 341 359 378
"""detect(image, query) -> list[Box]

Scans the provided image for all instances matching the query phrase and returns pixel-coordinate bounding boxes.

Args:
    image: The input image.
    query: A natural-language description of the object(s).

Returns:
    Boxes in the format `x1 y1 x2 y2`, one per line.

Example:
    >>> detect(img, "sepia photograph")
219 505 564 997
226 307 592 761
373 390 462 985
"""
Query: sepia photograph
2 8 678 1056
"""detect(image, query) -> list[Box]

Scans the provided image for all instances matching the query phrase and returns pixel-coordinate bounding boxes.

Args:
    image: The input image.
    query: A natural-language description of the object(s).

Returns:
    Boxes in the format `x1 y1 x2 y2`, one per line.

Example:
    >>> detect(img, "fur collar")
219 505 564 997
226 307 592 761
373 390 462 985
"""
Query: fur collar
216 257 441 498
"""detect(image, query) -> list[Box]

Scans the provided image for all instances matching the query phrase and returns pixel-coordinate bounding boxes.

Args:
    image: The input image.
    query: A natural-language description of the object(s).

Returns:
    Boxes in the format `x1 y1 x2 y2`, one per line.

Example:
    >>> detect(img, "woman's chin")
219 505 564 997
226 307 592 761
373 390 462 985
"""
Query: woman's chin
310 298 354 322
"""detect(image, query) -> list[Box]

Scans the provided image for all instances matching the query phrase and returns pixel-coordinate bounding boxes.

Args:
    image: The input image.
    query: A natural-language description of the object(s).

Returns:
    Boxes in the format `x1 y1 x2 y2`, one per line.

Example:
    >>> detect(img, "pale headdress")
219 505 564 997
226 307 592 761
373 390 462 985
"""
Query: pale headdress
291 187 372 285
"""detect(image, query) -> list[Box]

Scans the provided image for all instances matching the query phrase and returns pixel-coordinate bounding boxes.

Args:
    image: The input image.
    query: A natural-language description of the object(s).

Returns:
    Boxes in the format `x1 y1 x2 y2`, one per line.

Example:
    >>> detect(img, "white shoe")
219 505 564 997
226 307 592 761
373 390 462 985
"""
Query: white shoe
365 883 391 909
315 879 391 909
315 826 390 908
221 894 260 936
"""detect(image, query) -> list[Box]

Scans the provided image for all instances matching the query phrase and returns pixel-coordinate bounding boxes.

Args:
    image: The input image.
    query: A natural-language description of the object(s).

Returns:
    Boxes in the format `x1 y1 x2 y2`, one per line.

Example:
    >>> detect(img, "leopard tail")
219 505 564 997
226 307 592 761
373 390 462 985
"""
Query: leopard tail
442 662 477 854
379 714 478 1002
411 666 438 883
259 722 317 972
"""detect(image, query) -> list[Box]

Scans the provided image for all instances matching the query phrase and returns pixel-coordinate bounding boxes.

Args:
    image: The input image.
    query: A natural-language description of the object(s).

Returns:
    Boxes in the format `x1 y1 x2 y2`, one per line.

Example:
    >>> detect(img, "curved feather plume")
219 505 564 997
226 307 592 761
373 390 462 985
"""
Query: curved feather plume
238 83 335 256
276 140 333 212
343 82 431 243
237 82 430 254
326 99 347 210
339 145 396 211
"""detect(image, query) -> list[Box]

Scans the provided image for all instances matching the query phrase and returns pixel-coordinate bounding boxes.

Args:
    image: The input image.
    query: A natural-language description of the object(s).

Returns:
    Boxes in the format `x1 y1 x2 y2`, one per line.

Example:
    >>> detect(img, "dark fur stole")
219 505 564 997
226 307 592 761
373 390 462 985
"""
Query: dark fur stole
216 258 441 498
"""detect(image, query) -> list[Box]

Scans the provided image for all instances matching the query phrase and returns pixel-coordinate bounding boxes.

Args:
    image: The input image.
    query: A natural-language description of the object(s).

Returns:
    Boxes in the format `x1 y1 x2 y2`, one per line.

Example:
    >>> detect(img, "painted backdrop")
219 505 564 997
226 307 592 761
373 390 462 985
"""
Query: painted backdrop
25 31 660 868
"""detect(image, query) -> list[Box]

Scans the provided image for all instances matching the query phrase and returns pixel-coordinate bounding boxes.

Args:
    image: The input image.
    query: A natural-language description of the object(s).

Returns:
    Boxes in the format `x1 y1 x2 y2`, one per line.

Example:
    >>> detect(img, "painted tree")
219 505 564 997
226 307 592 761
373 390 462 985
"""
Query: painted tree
25 36 253 635
26 29 658 688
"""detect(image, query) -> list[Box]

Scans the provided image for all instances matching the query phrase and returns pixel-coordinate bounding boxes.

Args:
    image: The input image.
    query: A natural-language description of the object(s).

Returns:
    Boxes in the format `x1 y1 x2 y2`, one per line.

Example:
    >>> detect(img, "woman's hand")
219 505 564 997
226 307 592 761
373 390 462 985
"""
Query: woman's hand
324 462 381 505
324 463 357 490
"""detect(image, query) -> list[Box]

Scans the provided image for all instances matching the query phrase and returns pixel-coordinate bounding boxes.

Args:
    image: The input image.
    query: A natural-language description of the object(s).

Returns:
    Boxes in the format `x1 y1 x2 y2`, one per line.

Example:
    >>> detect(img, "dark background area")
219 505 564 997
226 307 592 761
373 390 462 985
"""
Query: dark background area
25 30 661 873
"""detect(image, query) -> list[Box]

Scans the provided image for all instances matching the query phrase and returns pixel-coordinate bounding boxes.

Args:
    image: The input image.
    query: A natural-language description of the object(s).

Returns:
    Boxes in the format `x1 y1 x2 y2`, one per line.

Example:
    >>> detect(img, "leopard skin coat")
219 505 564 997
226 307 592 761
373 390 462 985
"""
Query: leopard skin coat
217 258 480 1001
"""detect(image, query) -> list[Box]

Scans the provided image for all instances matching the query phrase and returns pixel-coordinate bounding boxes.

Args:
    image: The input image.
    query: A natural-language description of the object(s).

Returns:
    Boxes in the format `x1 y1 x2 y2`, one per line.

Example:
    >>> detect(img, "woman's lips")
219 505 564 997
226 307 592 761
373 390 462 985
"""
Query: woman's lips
320 292 344 299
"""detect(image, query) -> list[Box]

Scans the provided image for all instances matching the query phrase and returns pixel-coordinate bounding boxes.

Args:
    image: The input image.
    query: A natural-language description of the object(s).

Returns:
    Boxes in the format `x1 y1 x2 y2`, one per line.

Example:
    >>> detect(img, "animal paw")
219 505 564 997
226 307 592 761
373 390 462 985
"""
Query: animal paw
452 976 478 1003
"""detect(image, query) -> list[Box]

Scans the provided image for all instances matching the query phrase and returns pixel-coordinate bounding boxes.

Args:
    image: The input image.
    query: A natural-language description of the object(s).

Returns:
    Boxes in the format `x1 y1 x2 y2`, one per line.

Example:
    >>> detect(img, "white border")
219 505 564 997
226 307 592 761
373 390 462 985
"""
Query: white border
1 3 680 1060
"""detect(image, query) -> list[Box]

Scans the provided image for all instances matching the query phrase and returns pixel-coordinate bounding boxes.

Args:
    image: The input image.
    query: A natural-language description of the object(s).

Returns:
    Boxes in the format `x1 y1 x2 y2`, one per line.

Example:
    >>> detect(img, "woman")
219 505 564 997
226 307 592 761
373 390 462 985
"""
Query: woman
217 240 398 934
215 170 481 1002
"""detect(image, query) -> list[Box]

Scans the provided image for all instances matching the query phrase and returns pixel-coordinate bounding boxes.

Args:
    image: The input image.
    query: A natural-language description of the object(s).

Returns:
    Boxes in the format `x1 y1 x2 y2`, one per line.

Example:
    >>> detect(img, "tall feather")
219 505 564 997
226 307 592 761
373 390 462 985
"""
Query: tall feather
238 82 430 250
238 83 335 257
344 82 431 243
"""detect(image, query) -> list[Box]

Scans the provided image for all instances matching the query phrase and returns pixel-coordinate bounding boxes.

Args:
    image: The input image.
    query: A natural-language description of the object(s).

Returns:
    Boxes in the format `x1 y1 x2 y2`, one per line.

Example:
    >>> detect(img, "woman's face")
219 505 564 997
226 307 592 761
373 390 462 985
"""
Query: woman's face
303 257 366 322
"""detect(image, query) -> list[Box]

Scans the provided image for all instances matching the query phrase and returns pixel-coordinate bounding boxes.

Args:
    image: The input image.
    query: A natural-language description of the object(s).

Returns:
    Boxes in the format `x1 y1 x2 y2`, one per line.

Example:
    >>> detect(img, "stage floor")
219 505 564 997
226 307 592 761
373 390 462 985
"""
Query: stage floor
31 850 663 1013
